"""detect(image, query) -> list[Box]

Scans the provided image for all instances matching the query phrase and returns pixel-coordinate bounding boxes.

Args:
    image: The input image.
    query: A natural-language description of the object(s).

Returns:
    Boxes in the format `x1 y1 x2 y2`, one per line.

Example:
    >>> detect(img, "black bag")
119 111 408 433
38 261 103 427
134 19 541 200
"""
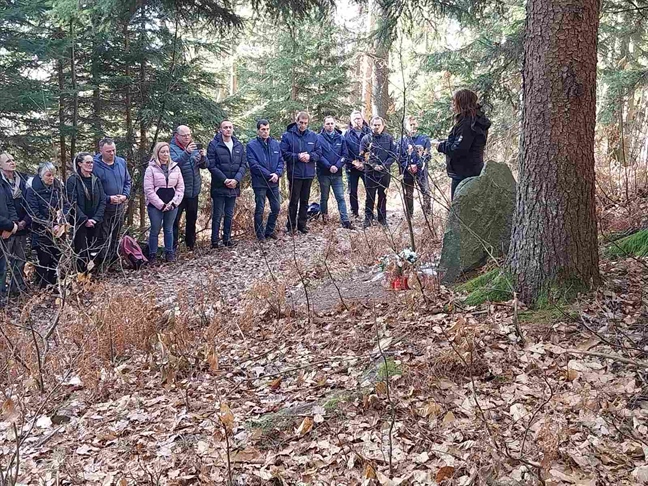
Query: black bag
156 188 175 204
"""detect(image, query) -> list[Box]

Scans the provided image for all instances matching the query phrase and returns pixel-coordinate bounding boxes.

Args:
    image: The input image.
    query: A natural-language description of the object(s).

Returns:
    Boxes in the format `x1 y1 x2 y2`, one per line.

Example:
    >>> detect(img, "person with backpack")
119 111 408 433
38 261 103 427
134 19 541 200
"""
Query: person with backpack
280 111 321 234
317 116 353 229
247 119 283 241
66 152 106 272
434 89 491 199
144 142 185 263
359 117 397 228
0 152 30 295
207 120 247 248
26 162 66 288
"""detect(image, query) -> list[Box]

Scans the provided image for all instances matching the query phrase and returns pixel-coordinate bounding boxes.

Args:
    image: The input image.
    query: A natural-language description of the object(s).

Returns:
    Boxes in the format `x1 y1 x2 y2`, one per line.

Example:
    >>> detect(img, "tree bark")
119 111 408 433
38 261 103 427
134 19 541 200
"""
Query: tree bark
69 19 78 177
56 57 67 174
509 0 601 303
371 1 391 119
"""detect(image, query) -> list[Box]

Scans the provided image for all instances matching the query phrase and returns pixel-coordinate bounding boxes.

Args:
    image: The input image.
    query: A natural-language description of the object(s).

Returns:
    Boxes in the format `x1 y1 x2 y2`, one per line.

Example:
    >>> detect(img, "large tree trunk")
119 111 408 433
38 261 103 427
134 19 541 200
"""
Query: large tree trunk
508 0 601 303
56 57 67 174
69 20 78 174
371 5 390 119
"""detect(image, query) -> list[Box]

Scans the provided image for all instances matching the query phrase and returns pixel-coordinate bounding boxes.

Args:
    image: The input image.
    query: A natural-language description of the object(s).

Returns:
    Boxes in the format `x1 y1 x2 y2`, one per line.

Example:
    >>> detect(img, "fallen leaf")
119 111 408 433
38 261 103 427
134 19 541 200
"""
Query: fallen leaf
436 465 455 482
376 381 388 395
219 403 234 432
296 416 314 436
207 350 219 372
418 401 442 418
2 398 18 423
36 415 52 429
270 376 282 390
364 463 377 479
442 411 455 424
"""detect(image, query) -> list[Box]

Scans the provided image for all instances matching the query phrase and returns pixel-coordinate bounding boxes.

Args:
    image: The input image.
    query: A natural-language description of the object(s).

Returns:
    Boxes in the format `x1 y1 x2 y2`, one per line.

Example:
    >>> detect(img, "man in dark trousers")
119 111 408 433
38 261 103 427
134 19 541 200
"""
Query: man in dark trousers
343 110 370 219
280 111 321 234
170 125 207 251
93 137 132 269
359 116 396 228
0 174 18 306
399 115 432 217
247 119 283 241
317 116 353 229
207 120 247 248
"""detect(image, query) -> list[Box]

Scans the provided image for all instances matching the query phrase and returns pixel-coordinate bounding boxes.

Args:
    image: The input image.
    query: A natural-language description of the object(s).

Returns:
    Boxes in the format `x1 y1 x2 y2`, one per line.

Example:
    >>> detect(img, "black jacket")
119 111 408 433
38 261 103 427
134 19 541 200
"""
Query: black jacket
438 110 491 179
359 131 397 172
0 180 17 233
207 133 247 197
0 172 30 235
65 173 107 226
26 175 66 248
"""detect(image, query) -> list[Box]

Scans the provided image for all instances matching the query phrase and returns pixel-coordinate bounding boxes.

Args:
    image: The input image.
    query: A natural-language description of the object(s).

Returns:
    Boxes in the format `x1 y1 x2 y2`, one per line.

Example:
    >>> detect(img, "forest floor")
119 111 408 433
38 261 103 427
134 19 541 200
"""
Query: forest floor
1 203 648 485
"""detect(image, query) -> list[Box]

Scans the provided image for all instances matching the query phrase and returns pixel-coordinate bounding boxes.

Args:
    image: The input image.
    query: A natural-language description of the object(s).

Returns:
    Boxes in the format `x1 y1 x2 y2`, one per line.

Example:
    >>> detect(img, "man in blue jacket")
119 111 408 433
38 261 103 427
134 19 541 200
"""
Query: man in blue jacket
280 111 321 234
207 120 247 248
93 137 132 268
318 116 353 229
399 116 432 217
343 110 370 219
247 120 283 241
170 125 207 251
359 117 396 228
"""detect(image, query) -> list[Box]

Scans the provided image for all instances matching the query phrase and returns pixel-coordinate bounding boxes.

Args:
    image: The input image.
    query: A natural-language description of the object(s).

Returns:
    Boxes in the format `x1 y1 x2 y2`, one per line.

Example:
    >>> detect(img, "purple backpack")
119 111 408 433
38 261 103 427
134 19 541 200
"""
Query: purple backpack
119 235 148 269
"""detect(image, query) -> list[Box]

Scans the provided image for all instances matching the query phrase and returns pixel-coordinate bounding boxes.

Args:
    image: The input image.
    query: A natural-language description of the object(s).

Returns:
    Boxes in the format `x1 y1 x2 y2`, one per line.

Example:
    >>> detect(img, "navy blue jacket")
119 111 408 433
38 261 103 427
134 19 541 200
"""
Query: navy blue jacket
92 154 132 203
438 110 491 179
317 129 345 177
343 122 370 173
65 173 107 226
207 133 247 197
280 123 321 180
359 131 397 172
170 135 206 199
1 172 30 235
247 137 284 189
26 175 67 248
0 180 17 232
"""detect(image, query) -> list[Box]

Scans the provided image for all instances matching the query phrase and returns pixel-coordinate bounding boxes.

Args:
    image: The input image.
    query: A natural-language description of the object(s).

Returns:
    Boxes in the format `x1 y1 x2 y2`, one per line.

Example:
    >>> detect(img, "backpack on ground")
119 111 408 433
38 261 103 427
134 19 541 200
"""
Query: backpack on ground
119 235 148 270
307 202 321 221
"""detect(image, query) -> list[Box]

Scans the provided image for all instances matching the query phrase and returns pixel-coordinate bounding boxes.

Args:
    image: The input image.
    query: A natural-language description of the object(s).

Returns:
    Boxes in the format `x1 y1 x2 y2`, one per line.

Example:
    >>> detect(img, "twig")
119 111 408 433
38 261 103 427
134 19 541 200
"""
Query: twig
564 348 648 367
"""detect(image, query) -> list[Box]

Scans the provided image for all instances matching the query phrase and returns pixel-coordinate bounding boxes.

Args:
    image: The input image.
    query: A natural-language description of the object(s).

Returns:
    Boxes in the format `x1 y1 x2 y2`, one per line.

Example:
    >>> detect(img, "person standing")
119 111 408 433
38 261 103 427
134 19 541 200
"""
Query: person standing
144 142 185 263
360 117 396 228
26 162 66 288
343 110 370 219
170 125 207 251
207 120 246 248
0 170 18 305
434 89 491 199
400 116 432 216
247 120 283 241
317 116 353 229
93 137 132 269
280 111 321 234
0 153 30 294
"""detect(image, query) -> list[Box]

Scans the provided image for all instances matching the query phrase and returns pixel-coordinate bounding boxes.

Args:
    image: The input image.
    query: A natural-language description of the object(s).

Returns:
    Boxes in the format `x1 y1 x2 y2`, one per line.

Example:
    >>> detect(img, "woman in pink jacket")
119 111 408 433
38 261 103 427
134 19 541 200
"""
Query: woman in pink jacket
144 142 184 262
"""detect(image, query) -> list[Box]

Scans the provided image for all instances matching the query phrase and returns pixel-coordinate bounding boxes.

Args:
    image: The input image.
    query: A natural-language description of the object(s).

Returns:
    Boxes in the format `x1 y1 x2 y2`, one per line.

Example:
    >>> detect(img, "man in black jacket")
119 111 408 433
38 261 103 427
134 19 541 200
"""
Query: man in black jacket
359 117 396 228
207 120 247 248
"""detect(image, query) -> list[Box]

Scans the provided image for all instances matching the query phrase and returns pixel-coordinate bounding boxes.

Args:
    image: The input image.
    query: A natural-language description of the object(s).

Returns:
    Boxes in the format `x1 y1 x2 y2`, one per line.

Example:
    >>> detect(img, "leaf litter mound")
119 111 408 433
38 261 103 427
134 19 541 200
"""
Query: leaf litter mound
0 217 647 485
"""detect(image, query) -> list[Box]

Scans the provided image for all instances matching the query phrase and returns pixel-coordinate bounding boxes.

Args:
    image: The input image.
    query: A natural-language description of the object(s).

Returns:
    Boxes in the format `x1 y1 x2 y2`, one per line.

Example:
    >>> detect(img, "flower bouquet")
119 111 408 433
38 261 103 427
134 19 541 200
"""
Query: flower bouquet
379 248 418 290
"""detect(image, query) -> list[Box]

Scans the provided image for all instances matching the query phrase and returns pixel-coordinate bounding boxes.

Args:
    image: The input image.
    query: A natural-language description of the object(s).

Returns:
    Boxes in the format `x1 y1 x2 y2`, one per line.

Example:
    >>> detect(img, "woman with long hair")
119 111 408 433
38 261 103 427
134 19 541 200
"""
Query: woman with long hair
26 162 66 287
435 89 491 199
66 152 106 272
144 142 184 263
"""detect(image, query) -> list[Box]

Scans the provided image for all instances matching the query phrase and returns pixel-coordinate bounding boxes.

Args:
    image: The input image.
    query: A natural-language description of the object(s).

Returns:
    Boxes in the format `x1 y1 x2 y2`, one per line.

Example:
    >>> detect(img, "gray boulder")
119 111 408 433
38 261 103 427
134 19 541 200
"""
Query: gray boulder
439 162 517 284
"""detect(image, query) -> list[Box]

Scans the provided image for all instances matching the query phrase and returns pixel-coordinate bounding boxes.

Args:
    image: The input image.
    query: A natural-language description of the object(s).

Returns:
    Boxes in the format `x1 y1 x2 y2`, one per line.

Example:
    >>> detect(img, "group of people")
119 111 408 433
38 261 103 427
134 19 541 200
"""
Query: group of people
0 88 490 305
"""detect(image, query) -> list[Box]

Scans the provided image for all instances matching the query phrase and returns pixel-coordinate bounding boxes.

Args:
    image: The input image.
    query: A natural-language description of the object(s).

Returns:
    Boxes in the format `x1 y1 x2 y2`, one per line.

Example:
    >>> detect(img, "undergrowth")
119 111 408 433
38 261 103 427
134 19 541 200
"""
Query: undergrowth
605 229 648 258
457 269 514 306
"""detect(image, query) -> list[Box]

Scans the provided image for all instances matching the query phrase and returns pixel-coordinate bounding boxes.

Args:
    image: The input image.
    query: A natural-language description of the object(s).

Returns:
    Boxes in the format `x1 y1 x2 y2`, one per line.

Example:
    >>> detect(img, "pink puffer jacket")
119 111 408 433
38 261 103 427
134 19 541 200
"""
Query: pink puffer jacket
144 159 185 210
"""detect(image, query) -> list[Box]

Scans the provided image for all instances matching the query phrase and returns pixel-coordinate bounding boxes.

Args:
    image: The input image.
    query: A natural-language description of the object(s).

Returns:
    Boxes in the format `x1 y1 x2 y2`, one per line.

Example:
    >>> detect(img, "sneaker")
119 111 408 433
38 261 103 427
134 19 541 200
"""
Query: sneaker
379 220 388 228
165 252 176 263
265 232 279 240
298 227 309 234
148 254 157 265
257 235 266 242
363 219 372 229
223 240 237 247
321 214 330 224
211 241 222 249
342 221 355 230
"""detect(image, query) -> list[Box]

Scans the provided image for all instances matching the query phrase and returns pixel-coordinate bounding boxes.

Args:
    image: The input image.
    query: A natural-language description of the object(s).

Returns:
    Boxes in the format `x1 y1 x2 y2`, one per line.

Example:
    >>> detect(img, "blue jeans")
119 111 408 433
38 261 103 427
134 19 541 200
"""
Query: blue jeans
212 196 236 243
253 186 281 238
319 174 349 223
148 205 178 257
